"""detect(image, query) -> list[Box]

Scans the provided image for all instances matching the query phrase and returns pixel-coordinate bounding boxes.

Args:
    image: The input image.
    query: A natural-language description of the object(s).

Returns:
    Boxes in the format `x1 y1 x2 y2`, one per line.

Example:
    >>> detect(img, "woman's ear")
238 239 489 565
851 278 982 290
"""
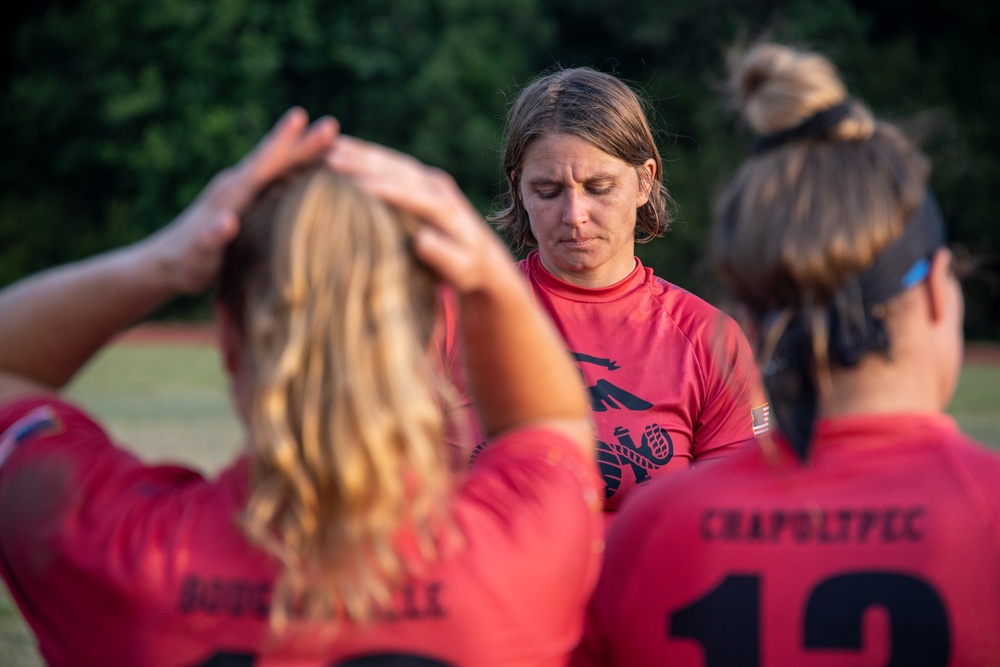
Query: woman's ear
213 301 243 377
214 300 254 425
925 248 955 324
635 158 657 207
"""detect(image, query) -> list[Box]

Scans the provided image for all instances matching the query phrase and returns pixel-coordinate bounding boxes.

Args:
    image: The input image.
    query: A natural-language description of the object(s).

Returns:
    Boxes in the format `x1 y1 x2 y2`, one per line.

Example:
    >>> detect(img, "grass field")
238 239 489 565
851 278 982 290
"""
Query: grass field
0 341 998 665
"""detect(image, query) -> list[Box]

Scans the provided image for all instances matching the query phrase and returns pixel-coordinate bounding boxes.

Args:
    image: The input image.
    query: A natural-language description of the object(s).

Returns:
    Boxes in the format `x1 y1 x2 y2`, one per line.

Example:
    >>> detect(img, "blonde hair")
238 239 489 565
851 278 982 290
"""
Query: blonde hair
712 42 930 316
217 167 453 627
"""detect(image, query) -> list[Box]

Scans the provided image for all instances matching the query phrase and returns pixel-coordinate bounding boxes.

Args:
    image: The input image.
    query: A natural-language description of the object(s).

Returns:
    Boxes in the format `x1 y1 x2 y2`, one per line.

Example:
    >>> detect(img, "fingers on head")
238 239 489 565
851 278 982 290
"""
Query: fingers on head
303 116 339 153
329 143 461 212
276 107 309 135
239 110 337 190
327 135 413 177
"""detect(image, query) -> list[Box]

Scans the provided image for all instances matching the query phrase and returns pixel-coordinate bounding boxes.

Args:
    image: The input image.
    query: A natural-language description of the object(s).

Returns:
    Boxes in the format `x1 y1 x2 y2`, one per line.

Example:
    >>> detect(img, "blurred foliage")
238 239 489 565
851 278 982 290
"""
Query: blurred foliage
1 0 997 337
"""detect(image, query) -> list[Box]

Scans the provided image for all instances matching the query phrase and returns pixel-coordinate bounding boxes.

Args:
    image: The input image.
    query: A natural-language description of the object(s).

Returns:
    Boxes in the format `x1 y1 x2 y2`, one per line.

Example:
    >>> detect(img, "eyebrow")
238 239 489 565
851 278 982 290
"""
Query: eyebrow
524 172 620 187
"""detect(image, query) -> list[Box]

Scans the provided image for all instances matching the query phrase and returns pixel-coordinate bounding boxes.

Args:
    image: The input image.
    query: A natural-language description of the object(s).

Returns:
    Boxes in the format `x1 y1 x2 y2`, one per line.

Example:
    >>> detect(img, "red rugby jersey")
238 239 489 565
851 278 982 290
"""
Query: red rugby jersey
0 396 603 667
440 251 765 511
573 413 1000 666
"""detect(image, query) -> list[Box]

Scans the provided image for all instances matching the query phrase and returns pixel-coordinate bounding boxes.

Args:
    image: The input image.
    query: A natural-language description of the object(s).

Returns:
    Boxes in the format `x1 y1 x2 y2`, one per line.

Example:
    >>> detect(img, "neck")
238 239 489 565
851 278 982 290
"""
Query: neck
819 278 961 418
537 253 637 289
818 352 944 418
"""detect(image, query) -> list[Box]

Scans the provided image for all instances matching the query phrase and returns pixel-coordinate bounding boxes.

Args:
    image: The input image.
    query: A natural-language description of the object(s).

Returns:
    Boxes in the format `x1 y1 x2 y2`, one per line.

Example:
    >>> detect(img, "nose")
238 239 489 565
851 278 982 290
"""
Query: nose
561 190 587 226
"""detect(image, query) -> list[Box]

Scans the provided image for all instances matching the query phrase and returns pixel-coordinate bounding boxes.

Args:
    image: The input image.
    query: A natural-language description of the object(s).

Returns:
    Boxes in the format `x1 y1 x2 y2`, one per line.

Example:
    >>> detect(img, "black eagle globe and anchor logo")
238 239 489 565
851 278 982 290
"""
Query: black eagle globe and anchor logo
573 353 674 500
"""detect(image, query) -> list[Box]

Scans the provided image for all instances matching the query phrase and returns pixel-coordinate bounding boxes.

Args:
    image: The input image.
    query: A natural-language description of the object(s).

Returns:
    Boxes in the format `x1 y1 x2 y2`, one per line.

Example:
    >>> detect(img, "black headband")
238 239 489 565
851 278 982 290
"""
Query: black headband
855 192 946 308
764 190 947 459
751 102 853 155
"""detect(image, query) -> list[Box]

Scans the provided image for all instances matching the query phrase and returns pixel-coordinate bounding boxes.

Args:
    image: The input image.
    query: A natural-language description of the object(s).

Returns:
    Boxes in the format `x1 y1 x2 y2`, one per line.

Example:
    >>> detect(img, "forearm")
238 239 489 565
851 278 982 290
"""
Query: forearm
0 238 175 391
0 110 337 397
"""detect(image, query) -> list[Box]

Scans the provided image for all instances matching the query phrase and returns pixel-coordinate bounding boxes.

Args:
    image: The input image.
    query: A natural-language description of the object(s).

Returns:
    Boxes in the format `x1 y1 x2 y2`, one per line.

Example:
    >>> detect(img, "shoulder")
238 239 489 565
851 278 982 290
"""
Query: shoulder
458 424 602 548
468 424 601 501
0 395 209 523
643 271 743 341
1 394 98 429
0 395 109 470
643 273 757 384
941 430 1000 497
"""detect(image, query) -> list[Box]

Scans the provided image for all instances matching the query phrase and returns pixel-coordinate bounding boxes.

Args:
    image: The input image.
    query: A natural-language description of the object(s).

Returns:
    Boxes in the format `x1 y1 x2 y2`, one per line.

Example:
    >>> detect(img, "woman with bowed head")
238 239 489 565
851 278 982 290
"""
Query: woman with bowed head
573 43 1000 666
441 67 766 513
0 109 602 666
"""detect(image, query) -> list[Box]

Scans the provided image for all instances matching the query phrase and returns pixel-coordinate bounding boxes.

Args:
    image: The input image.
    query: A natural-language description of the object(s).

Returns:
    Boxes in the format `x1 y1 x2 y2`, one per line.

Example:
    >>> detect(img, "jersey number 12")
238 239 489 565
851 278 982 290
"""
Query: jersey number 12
669 572 949 666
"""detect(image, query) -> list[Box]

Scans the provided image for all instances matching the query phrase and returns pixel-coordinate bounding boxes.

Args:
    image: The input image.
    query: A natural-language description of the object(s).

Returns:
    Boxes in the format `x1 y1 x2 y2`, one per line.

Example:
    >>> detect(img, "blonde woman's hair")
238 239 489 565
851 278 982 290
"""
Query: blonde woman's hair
217 167 453 627
712 42 930 316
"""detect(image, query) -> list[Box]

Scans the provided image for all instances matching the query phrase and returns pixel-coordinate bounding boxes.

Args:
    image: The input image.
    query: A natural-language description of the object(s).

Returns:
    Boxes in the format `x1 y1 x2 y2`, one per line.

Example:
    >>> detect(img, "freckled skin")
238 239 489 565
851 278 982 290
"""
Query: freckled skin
519 133 656 289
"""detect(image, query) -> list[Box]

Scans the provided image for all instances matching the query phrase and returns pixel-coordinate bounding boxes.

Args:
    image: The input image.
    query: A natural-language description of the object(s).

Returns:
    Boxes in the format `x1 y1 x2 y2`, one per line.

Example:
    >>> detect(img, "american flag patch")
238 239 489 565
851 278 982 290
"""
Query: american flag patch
0 405 62 469
751 403 770 436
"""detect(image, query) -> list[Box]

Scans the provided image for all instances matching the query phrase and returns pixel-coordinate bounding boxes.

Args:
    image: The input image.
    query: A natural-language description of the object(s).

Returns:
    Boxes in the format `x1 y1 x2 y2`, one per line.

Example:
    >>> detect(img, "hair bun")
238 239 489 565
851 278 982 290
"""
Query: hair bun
730 43 874 144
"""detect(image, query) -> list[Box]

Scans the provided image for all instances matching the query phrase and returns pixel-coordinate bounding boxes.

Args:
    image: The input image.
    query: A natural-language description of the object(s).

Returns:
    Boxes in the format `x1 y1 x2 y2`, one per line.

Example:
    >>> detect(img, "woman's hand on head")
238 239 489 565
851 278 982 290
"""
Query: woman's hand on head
148 108 339 295
326 135 513 294
328 135 591 445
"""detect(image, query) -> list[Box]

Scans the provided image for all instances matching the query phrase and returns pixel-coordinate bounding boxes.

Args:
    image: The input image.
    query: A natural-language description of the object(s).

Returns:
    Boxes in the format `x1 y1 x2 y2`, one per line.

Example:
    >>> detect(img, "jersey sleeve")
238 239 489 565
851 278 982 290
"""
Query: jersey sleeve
691 311 766 460
456 425 605 657
0 396 206 665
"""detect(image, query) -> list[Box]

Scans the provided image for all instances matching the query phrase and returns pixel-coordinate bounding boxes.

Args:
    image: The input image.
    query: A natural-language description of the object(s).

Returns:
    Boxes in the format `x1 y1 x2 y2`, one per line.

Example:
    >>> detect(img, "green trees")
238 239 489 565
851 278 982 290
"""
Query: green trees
2 0 997 336
0 0 551 279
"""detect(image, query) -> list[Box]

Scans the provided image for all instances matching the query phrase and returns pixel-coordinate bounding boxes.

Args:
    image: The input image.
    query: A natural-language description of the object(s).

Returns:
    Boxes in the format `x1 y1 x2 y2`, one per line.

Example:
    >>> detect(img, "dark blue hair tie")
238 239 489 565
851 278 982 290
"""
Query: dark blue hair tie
751 102 853 155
